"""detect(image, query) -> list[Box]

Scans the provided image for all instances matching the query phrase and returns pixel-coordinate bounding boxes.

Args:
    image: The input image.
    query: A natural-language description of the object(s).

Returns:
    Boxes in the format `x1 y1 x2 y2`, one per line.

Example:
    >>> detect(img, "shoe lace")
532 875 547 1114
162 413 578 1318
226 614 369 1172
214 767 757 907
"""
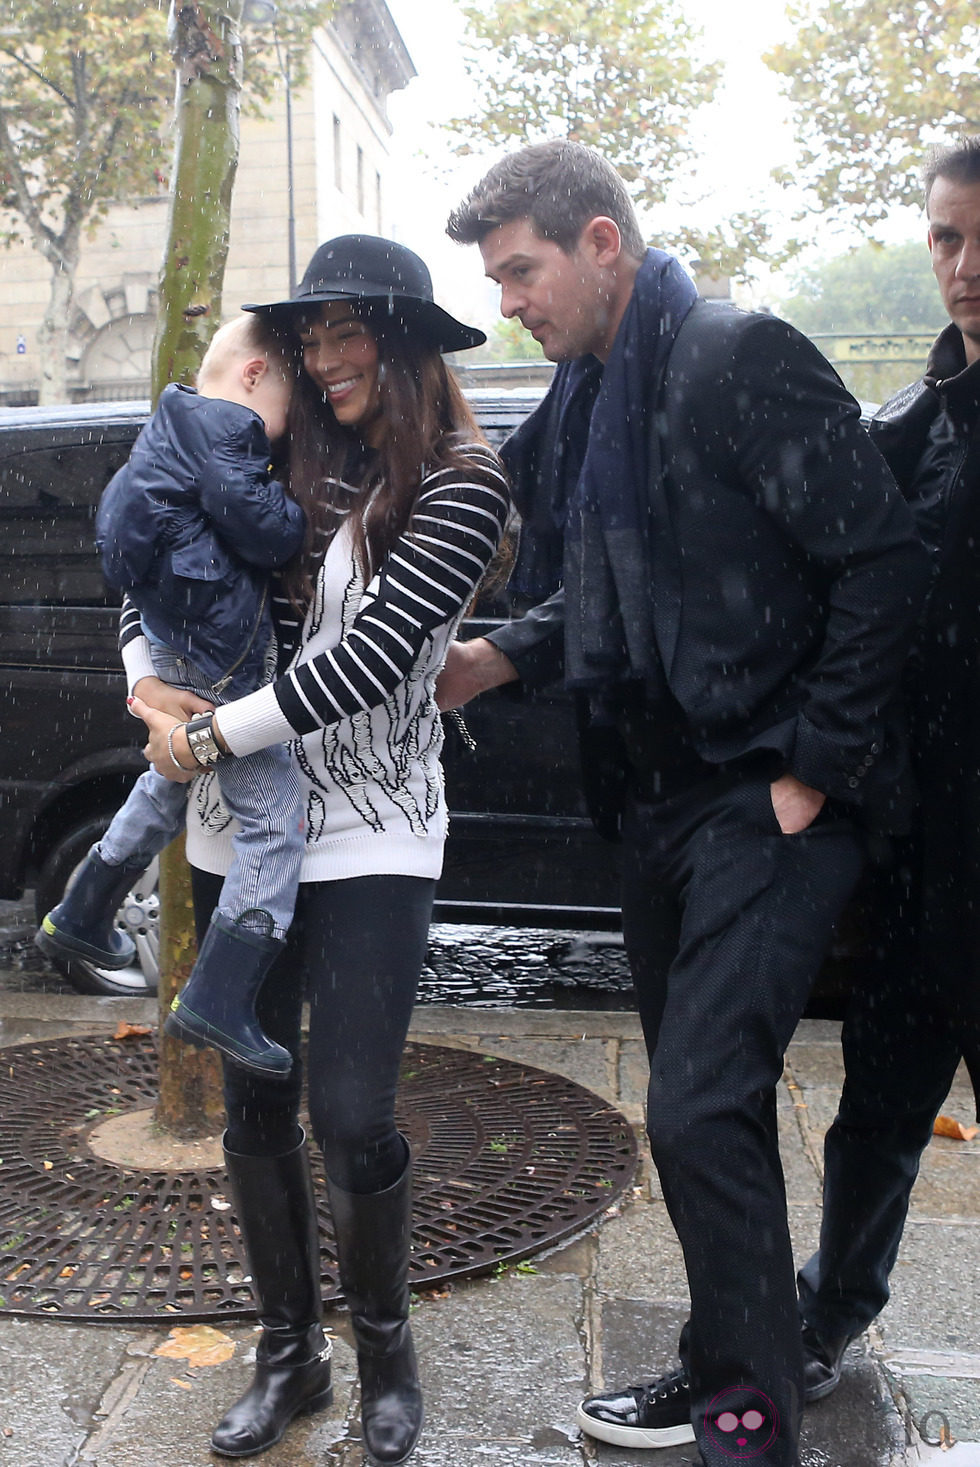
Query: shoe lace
637 1367 689 1403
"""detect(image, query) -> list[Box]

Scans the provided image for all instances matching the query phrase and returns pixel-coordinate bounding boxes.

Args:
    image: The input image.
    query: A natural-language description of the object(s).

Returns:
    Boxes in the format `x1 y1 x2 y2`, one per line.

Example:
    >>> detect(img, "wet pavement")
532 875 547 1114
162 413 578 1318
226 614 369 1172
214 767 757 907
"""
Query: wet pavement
0 894 635 1008
1 901 979 1465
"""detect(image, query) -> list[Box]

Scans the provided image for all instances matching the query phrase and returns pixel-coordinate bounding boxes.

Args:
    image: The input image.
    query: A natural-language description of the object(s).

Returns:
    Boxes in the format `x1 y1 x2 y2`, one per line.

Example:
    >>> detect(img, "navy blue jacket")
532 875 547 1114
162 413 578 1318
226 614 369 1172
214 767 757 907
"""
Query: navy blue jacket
492 300 931 835
96 384 305 687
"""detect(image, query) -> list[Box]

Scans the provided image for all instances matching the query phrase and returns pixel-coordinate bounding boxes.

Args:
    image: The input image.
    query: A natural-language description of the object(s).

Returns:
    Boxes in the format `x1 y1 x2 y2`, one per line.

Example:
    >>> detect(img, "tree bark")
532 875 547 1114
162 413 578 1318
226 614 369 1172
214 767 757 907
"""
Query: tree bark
35 247 75 406
153 0 245 1138
155 839 225 1137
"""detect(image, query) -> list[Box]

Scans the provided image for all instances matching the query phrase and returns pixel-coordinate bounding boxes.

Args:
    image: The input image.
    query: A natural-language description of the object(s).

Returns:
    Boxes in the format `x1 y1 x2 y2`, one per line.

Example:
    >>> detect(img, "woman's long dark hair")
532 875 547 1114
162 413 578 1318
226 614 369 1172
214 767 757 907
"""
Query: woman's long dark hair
280 305 489 611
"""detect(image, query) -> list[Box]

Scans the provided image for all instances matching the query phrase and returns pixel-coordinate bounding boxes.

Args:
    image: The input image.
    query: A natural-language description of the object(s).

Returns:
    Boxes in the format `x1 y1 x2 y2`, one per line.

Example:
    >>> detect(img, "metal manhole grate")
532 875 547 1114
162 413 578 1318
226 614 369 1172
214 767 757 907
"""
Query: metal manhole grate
0 1033 637 1323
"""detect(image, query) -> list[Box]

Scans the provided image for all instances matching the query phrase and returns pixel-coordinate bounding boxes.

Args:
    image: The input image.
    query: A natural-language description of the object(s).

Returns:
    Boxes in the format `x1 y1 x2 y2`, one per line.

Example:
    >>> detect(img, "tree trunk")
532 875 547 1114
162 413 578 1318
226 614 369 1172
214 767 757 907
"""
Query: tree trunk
152 1 245 397
155 838 225 1136
36 236 78 406
153 0 245 1137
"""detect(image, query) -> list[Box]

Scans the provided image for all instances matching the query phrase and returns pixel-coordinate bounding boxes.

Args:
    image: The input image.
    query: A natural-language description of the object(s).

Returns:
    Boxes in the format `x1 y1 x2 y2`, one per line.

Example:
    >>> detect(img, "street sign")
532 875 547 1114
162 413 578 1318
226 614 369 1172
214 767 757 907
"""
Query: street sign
810 333 934 364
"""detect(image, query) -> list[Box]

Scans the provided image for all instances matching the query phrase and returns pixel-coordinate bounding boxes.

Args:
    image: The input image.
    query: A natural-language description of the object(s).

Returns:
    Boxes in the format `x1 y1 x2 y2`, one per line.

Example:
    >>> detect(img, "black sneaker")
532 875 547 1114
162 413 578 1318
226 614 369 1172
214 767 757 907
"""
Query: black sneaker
576 1366 695 1448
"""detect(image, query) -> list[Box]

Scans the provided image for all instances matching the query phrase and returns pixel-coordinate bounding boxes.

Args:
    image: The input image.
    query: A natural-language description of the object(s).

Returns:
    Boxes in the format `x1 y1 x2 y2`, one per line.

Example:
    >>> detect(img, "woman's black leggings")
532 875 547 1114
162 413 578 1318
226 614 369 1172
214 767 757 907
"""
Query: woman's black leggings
191 867 435 1194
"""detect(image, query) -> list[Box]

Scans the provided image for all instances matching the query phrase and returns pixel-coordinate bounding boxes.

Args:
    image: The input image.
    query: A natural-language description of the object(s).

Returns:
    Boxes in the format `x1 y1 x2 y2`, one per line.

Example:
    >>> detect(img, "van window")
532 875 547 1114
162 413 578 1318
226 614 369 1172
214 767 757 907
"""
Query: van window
0 442 131 606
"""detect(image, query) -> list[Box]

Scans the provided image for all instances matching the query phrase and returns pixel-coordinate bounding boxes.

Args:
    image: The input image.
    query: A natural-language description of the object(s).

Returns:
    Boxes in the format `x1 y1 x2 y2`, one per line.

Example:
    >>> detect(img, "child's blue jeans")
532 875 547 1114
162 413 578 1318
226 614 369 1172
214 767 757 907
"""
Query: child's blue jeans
97 645 302 940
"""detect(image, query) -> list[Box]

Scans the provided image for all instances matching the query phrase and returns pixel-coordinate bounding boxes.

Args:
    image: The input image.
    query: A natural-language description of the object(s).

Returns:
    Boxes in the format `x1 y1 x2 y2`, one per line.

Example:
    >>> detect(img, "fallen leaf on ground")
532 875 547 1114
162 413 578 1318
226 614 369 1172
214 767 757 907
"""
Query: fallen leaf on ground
113 1022 152 1041
933 1114 979 1141
155 1324 236 1367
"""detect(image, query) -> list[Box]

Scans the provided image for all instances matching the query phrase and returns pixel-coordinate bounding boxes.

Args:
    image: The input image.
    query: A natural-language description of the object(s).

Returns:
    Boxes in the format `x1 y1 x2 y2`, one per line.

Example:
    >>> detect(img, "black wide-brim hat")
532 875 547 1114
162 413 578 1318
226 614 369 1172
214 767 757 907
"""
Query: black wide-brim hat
243 234 486 354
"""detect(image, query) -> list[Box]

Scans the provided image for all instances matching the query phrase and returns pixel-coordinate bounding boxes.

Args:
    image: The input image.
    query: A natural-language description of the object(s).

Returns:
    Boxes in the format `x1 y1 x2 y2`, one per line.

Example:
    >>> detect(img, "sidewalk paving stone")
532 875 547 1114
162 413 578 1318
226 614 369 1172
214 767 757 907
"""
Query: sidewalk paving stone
2 990 976 1465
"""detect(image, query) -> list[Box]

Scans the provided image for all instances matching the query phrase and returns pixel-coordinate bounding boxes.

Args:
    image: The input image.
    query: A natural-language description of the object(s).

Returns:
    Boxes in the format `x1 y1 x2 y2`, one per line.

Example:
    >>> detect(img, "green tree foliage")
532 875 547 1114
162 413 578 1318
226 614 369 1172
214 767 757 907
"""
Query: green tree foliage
776 240 946 403
472 317 546 363
765 0 980 234
449 0 720 202
0 0 331 403
0 1 172 401
776 241 946 335
445 0 780 277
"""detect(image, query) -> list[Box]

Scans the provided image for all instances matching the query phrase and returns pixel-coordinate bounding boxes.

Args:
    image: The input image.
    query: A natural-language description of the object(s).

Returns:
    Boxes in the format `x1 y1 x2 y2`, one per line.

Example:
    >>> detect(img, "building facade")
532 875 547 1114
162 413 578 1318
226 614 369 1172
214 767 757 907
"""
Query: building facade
0 0 414 406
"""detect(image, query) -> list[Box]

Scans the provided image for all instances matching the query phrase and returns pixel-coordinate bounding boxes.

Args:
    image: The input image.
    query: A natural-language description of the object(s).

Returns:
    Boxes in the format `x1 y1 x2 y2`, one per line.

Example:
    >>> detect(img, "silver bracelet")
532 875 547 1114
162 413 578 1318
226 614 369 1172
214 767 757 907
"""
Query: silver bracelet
167 723 197 773
185 713 225 768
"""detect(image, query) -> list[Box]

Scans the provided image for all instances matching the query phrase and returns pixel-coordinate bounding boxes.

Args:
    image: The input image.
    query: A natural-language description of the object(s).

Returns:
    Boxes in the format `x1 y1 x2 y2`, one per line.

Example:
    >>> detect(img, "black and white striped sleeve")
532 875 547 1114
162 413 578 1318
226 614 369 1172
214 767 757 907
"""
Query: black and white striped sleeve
278 448 510 734
118 594 143 652
214 446 510 755
117 594 156 692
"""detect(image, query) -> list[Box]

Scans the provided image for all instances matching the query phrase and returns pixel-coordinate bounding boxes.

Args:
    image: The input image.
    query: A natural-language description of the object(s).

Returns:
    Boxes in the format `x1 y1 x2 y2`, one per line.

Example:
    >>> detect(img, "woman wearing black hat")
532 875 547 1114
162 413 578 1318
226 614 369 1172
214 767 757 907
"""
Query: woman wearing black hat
130 236 510 1465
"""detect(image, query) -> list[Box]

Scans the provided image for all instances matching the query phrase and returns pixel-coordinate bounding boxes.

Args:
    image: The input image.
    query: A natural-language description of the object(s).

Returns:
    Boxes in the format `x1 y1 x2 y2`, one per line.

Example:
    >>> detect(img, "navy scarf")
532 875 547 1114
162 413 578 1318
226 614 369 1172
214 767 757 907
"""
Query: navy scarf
499 249 698 687
484 250 695 698
560 249 697 689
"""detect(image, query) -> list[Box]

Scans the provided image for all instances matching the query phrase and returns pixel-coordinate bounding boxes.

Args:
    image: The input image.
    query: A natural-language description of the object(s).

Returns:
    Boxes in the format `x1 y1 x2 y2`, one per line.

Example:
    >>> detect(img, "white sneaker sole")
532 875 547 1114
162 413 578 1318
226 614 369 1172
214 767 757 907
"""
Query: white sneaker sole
575 1402 696 1448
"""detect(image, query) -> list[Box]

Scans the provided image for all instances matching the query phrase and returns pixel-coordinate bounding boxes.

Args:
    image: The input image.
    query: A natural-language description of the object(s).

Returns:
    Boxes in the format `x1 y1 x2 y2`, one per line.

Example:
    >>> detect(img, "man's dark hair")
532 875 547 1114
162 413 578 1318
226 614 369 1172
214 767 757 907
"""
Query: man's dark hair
446 139 646 259
924 136 980 210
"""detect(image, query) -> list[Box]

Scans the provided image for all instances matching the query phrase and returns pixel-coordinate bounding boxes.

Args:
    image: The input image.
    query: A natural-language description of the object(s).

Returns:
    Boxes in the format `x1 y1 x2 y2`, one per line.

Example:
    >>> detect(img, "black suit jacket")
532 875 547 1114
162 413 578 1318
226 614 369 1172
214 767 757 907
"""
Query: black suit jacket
491 300 931 834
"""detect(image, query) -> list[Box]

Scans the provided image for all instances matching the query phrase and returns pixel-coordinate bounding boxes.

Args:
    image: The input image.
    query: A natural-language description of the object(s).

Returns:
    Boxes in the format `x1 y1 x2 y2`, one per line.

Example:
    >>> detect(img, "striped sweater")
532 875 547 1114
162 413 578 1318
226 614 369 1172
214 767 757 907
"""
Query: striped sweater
122 443 510 884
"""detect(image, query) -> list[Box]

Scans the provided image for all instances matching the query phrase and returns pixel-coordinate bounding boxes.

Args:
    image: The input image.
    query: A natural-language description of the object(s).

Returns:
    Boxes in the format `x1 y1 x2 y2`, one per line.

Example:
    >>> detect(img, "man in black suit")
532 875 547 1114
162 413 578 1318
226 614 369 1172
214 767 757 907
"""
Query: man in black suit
441 140 930 1467
796 135 980 1405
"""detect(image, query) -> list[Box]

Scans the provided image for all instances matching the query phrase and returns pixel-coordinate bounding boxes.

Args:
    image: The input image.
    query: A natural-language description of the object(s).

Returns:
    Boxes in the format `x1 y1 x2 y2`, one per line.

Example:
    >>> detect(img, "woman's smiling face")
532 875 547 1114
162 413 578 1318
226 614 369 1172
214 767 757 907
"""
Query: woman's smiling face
298 301 382 440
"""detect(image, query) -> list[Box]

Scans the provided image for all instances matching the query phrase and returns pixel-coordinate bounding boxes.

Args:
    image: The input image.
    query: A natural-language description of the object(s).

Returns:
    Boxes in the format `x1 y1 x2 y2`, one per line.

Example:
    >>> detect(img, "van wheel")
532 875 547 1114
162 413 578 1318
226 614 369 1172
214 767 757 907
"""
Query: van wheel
33 816 159 997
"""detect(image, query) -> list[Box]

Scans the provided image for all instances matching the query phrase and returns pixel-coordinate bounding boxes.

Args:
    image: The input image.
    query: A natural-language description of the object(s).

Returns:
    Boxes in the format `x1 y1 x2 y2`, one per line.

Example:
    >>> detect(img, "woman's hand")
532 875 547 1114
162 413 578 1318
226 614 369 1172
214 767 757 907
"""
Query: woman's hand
128 695 198 783
130 675 214 722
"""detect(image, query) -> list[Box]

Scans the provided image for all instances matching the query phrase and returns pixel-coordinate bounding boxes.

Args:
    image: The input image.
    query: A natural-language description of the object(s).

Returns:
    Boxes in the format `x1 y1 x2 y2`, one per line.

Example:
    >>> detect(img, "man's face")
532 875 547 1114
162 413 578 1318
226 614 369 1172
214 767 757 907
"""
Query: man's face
478 217 614 362
928 175 980 365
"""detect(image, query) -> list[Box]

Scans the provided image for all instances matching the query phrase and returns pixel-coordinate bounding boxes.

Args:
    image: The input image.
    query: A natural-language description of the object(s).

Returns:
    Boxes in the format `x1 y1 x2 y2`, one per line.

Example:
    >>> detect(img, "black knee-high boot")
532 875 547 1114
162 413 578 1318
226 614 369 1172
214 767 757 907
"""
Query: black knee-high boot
211 1131 333 1458
326 1146 423 1466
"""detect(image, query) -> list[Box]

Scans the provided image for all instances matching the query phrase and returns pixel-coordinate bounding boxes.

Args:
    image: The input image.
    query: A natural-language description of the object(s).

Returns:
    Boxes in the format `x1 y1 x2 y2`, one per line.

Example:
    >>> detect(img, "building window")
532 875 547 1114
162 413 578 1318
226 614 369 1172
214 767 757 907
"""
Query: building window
356 145 365 216
333 115 342 191
375 171 382 233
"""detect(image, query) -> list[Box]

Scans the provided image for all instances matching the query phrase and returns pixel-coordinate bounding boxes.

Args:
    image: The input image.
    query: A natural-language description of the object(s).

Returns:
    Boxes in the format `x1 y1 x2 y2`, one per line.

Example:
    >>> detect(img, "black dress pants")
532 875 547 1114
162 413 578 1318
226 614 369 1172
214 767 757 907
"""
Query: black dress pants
797 842 963 1339
621 768 864 1467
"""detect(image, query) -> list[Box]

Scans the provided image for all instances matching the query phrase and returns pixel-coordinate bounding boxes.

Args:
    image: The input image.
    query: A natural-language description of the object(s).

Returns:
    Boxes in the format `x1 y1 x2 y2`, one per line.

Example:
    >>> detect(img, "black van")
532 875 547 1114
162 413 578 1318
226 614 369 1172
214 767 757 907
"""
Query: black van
0 394 620 997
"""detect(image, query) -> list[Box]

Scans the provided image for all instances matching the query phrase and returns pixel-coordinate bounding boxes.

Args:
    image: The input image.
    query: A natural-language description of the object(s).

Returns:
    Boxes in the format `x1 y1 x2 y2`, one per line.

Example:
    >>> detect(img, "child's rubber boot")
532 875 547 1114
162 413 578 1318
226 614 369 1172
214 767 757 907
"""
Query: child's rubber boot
164 910 292 1077
35 846 141 969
